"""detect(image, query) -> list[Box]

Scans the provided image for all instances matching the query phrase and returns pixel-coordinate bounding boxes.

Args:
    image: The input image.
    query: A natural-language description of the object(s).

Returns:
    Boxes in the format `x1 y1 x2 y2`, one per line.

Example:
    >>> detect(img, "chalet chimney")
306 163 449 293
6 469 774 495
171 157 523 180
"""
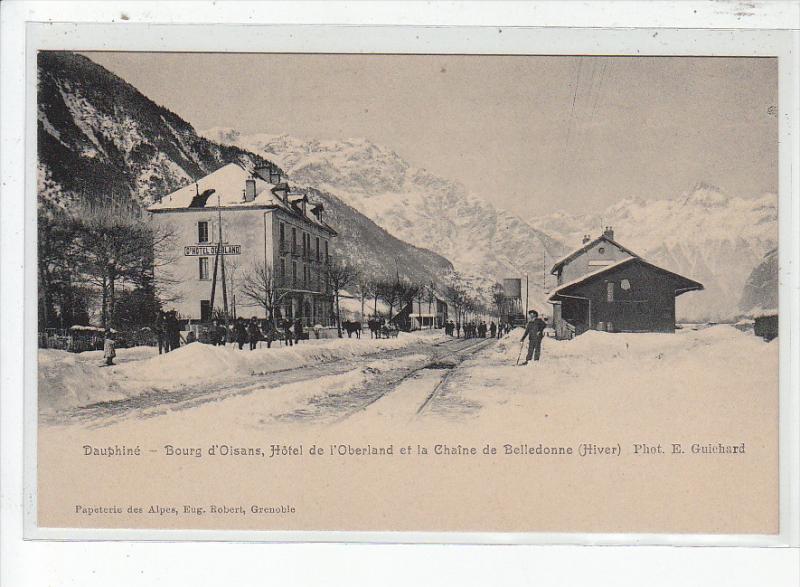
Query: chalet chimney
582 234 590 244
603 226 614 240
244 178 256 202
272 183 289 204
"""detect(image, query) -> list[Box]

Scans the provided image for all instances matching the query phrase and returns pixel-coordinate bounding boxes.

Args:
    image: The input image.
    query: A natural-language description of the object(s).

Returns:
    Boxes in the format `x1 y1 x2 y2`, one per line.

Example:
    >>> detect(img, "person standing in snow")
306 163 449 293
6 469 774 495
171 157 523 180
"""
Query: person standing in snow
283 319 293 347
520 310 547 365
490 321 497 338
155 311 166 354
103 329 116 366
293 318 304 345
247 317 261 350
235 317 248 350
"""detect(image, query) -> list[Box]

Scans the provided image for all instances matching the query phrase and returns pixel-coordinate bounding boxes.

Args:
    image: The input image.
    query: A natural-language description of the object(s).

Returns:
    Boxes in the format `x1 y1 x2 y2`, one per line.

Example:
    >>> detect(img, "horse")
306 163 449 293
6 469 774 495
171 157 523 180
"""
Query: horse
367 319 380 339
343 320 362 339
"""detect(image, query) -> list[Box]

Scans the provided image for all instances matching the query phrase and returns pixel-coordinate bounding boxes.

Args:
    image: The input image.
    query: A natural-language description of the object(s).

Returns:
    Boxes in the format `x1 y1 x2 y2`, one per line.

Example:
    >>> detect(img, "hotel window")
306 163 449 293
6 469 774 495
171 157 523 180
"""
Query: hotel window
621 279 631 291
198 221 209 243
304 265 309 287
199 257 210 280
292 261 297 286
606 281 615 302
279 222 285 245
325 240 329 261
280 258 286 280
292 227 297 252
316 237 320 261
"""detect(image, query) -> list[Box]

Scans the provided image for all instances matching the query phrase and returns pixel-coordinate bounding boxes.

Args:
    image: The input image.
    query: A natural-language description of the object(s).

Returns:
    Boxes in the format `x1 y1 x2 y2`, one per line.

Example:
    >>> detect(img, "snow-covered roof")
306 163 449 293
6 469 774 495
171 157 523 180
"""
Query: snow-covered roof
147 163 336 234
550 234 641 275
549 256 703 300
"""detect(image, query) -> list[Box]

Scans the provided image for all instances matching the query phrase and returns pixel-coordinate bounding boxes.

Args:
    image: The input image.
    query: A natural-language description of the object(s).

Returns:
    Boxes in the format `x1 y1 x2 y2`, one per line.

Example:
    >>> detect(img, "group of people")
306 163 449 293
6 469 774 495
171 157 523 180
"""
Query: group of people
443 320 514 339
207 317 322 350
155 310 183 354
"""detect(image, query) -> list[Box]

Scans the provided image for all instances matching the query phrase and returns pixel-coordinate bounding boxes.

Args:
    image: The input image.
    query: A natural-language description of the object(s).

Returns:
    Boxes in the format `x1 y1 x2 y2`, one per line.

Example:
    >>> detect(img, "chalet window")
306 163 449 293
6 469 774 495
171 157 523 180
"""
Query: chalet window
598 247 606 254
606 281 615 302
199 257 210 280
198 221 209 243
621 279 631 291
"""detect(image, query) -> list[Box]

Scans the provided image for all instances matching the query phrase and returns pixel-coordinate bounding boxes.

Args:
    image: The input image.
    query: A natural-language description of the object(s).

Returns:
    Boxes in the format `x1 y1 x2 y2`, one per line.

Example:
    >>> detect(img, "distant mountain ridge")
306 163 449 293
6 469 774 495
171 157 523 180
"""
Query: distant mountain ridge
530 183 778 321
37 52 454 289
202 128 569 306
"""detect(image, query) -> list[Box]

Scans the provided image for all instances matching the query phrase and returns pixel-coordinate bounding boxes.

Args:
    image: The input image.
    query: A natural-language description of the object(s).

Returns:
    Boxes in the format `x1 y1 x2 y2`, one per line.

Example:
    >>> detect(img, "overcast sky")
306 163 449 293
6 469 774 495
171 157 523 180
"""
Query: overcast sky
85 53 777 216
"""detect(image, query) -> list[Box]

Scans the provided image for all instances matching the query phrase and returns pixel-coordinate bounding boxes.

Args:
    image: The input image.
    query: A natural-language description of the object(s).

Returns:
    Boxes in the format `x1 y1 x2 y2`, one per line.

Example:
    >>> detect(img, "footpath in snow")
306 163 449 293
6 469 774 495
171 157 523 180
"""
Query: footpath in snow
38 330 445 413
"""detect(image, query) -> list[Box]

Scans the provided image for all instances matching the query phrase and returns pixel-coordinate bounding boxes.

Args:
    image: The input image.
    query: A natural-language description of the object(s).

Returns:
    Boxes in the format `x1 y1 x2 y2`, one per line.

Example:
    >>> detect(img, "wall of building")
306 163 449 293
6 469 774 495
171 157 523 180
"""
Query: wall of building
150 208 275 320
557 263 681 334
271 208 334 326
150 207 335 324
558 239 635 285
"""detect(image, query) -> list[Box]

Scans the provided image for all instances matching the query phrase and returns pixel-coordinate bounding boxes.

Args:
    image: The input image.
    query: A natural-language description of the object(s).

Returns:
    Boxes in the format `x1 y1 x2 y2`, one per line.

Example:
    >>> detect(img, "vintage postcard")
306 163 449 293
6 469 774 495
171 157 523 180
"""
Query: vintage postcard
26 25 795 543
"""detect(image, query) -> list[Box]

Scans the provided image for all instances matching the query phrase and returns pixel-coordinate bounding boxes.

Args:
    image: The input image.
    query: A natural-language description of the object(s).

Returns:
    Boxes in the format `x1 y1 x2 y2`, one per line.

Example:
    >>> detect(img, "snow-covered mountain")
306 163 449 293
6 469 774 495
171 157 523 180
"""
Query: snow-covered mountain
202 129 568 305
37 52 454 290
531 183 778 321
37 52 276 211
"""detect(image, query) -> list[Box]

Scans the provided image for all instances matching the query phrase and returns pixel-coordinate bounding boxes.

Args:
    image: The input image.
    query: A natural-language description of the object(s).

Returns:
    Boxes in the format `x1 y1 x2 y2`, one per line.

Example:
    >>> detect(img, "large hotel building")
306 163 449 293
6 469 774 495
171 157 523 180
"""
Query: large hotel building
148 163 337 325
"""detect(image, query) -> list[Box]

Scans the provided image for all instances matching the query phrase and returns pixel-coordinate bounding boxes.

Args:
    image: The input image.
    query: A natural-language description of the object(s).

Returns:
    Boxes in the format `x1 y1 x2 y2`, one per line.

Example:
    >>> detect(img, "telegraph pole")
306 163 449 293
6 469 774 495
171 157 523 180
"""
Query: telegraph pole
525 272 529 315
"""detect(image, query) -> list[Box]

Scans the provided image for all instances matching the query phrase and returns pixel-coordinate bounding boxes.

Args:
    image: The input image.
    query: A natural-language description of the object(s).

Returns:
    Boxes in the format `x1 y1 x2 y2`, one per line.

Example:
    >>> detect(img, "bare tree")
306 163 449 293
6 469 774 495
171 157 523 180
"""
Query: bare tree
355 272 375 322
426 280 437 328
239 261 277 322
66 203 179 328
492 282 506 322
326 259 360 337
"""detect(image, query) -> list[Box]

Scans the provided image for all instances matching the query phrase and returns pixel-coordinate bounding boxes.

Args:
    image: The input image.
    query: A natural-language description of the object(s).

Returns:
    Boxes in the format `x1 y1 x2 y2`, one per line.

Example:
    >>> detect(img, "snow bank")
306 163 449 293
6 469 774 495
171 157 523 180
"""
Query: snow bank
38 331 444 412
442 325 777 428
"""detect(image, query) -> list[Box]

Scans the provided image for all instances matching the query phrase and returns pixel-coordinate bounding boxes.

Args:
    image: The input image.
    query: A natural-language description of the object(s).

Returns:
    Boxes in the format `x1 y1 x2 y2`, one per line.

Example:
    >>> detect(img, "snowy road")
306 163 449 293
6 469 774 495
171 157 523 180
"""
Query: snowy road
42 335 497 429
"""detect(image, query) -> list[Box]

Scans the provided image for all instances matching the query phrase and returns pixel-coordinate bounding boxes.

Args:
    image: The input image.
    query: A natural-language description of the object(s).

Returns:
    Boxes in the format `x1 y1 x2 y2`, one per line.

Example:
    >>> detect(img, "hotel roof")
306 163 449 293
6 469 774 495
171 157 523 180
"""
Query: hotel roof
147 163 336 234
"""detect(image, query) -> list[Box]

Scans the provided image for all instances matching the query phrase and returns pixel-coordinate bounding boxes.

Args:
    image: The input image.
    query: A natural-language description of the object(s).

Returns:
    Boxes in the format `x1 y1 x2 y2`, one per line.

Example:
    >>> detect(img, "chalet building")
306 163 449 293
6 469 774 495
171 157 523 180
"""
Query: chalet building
148 163 337 326
548 228 703 338
393 295 450 330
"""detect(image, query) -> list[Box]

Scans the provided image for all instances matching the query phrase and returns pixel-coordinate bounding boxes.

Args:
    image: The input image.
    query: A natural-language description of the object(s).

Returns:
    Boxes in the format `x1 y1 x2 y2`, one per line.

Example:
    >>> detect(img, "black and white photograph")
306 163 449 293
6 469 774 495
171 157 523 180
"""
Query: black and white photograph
30 47 785 536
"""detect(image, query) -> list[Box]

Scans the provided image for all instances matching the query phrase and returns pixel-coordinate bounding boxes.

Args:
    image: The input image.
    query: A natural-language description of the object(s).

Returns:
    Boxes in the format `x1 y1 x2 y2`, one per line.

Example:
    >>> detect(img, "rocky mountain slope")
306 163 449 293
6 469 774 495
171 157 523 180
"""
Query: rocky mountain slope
531 183 778 321
37 52 453 288
740 248 778 315
202 129 568 306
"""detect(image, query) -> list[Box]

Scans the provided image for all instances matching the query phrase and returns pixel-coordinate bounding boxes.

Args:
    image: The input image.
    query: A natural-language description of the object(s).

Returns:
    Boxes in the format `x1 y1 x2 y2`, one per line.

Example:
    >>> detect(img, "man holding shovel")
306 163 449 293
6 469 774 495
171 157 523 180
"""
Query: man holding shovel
519 310 546 365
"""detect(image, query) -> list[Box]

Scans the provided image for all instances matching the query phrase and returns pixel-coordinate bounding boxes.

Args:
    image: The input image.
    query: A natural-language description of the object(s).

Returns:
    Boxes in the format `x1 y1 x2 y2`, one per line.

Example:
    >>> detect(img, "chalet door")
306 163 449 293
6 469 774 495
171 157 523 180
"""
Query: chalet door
615 300 650 331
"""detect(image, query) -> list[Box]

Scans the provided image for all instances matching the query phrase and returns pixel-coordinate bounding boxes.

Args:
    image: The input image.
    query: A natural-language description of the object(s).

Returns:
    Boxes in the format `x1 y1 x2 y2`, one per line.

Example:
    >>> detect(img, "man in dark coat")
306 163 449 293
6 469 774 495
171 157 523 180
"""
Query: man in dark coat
520 310 547 365
155 311 166 354
283 319 293 346
235 317 248 350
490 321 497 339
247 317 261 350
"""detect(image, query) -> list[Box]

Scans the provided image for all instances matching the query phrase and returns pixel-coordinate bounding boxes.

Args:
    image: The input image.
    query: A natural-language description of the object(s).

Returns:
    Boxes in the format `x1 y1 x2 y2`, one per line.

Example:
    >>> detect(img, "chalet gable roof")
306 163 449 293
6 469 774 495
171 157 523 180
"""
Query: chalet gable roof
550 235 641 275
549 256 703 301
